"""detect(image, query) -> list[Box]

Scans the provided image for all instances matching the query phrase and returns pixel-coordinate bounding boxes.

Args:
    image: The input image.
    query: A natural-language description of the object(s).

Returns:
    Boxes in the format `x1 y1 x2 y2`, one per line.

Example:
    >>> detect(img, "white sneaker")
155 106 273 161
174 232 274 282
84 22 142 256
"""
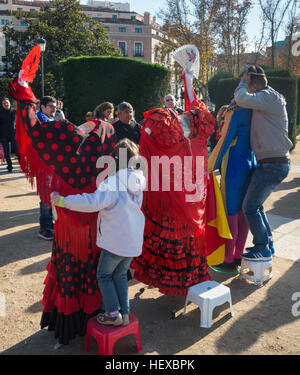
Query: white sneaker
97 312 123 326
122 314 130 326
38 230 54 241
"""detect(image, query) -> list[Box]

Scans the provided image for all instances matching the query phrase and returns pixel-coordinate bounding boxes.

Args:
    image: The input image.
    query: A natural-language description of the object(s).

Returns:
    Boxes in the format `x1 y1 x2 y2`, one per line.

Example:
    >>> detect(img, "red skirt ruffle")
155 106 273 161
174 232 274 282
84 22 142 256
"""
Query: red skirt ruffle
131 209 210 296
40 240 102 344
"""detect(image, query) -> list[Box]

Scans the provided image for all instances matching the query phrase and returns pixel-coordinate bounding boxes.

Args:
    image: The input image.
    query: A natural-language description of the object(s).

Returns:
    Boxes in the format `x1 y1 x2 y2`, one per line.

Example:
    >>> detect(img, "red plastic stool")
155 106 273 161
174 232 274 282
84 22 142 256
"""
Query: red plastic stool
84 314 142 355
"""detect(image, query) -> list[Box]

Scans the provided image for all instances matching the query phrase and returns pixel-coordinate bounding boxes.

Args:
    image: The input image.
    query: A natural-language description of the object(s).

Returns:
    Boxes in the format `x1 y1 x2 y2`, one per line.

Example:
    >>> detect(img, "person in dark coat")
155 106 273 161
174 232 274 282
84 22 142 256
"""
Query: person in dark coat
113 102 141 144
0 97 16 172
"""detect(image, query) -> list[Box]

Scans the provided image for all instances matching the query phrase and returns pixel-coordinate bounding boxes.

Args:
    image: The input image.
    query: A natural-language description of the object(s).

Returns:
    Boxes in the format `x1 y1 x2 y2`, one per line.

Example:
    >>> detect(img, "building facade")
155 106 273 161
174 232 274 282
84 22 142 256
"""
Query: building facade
0 0 168 64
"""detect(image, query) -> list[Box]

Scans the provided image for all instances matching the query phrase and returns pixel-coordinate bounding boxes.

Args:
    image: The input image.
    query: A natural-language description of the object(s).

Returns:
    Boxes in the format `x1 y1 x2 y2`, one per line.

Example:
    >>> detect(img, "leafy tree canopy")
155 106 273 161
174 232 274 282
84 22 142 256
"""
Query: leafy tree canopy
3 0 121 99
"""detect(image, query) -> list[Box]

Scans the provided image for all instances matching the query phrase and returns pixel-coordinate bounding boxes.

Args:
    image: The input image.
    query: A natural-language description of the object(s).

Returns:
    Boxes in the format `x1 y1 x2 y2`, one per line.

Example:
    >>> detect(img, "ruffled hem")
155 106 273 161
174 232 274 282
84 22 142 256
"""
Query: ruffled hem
40 307 100 345
143 206 205 240
41 255 102 344
131 212 210 296
41 287 102 316
42 260 102 316
132 265 211 296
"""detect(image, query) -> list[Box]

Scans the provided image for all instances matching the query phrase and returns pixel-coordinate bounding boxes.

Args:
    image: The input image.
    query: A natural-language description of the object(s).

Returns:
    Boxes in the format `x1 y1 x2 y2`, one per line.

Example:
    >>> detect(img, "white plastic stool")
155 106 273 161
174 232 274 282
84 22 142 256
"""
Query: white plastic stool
239 259 272 286
182 280 234 328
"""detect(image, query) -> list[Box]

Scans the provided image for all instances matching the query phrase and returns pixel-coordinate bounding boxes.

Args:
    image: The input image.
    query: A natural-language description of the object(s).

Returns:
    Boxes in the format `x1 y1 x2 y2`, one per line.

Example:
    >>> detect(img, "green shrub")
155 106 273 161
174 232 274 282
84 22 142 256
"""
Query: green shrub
297 76 300 129
262 67 295 78
214 77 240 114
207 72 234 105
0 77 13 102
269 77 297 145
264 70 298 139
60 56 171 124
215 76 298 146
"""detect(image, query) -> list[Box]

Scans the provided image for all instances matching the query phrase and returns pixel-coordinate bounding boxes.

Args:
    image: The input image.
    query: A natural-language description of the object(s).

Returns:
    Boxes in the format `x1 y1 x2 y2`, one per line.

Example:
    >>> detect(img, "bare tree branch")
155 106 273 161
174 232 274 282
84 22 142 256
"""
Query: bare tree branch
258 0 293 67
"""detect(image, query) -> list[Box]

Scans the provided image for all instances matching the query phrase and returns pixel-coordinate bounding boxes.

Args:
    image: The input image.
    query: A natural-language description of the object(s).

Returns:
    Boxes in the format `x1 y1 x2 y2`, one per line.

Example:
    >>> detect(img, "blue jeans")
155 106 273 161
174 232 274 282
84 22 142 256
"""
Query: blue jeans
1 138 12 170
97 249 132 315
242 162 290 252
39 201 53 231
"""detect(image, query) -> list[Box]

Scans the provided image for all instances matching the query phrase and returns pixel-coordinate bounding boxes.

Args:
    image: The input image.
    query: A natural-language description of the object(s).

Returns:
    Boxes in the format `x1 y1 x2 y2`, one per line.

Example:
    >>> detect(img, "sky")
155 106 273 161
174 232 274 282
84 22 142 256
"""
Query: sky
129 0 288 45
80 0 289 51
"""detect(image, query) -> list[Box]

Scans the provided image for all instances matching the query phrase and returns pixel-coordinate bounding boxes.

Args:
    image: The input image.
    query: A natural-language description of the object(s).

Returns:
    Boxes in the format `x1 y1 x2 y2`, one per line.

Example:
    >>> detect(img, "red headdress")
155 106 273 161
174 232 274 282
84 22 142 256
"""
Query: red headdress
8 46 40 162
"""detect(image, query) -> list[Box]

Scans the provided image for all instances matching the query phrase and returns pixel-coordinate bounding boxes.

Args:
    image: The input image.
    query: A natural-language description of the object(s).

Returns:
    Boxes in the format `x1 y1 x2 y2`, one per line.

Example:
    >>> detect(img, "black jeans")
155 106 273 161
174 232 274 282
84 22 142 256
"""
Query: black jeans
39 201 53 232
0 138 12 170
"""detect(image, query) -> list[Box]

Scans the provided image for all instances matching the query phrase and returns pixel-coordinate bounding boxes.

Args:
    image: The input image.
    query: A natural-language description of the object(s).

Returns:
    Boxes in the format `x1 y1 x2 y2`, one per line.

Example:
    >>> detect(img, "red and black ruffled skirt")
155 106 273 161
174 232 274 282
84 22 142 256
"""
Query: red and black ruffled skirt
131 207 210 297
40 239 102 345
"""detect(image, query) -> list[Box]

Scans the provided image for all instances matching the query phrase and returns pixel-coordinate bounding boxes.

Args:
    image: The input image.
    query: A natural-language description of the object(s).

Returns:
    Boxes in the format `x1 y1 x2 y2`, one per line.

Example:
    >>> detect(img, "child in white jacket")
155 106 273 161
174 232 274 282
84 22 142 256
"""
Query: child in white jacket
51 139 146 326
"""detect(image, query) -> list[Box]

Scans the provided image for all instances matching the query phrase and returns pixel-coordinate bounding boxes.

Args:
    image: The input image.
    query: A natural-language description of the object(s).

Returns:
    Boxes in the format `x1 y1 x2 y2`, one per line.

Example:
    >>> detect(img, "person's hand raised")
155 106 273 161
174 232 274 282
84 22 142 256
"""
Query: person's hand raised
241 71 250 84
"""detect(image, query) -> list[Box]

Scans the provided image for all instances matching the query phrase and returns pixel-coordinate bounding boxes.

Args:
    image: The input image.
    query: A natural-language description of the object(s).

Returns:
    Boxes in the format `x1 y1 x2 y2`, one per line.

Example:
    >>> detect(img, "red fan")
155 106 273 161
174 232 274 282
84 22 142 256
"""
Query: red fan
19 45 41 83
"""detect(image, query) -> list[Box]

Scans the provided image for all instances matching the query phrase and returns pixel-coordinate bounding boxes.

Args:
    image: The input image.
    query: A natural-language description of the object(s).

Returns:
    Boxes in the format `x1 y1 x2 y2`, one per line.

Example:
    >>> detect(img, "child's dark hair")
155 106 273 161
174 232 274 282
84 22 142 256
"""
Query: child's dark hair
111 138 140 171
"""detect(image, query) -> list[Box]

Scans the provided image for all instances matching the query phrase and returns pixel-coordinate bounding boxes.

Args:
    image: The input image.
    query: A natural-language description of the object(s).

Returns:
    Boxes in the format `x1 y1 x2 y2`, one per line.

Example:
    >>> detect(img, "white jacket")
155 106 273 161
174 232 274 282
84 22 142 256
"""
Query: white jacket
63 169 146 257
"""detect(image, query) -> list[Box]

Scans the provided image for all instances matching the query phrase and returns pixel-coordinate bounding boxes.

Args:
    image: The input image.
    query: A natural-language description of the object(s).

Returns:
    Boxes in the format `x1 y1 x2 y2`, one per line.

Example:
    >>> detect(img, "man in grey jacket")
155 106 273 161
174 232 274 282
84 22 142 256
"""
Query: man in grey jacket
234 65 292 261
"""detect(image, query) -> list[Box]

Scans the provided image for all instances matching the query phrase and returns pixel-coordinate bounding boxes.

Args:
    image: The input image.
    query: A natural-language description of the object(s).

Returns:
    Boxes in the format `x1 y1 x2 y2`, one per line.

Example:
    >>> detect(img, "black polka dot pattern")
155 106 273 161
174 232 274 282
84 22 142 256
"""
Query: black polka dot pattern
20 102 117 191
52 241 99 298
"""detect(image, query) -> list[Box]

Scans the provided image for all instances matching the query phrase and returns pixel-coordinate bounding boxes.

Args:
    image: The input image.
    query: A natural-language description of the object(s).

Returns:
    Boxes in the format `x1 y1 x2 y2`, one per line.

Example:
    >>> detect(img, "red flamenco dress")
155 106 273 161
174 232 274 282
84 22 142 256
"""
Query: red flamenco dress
131 96 216 296
8 46 117 344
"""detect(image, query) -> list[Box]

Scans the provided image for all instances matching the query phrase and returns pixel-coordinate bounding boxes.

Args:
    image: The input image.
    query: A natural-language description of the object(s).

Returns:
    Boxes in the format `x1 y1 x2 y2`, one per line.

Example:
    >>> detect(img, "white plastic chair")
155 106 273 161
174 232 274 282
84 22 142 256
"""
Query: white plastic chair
183 280 234 328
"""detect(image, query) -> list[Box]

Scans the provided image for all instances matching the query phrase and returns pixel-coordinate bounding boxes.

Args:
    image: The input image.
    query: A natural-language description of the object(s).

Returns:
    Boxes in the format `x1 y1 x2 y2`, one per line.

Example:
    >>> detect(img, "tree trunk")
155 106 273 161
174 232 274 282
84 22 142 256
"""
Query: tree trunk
271 23 275 68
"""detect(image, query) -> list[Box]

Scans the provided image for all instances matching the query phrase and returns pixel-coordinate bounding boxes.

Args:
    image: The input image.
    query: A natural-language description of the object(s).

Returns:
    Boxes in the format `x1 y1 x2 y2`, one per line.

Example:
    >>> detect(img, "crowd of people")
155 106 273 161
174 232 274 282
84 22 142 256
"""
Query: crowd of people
5 56 293 345
0 92 184 177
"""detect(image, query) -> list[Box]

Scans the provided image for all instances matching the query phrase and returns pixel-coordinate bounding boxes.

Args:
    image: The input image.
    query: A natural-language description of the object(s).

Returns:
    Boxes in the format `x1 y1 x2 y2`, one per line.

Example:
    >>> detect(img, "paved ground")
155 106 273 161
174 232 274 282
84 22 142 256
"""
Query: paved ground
0 138 300 355
244 141 300 263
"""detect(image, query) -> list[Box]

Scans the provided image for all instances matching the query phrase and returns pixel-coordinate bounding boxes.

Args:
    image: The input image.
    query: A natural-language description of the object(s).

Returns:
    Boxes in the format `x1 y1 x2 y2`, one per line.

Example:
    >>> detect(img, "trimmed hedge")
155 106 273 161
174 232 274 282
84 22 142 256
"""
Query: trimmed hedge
0 77 13 102
207 72 234 105
297 76 300 127
60 56 171 124
215 77 240 114
262 67 295 78
271 77 298 145
215 76 298 145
